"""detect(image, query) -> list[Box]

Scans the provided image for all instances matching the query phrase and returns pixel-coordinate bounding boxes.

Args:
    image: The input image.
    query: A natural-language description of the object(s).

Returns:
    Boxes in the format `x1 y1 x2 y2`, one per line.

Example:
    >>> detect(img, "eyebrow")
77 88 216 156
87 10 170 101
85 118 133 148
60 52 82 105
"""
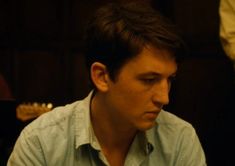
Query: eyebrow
137 71 177 78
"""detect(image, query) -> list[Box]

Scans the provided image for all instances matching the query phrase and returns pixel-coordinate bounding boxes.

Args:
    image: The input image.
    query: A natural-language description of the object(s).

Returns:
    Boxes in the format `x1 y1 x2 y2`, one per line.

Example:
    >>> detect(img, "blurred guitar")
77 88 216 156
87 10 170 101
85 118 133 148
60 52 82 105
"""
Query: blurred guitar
16 102 53 122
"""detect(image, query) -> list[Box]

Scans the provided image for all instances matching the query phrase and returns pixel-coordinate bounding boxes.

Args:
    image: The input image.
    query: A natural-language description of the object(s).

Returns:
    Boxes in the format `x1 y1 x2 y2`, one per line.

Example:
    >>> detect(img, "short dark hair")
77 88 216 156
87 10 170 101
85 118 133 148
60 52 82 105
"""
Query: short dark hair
84 2 185 85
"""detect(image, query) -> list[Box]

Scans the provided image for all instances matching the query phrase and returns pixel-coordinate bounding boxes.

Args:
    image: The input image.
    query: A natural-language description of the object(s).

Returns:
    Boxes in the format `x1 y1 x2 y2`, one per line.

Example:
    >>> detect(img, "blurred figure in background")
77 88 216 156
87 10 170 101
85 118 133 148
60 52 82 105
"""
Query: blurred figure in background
220 0 235 71
0 73 12 99
0 73 14 165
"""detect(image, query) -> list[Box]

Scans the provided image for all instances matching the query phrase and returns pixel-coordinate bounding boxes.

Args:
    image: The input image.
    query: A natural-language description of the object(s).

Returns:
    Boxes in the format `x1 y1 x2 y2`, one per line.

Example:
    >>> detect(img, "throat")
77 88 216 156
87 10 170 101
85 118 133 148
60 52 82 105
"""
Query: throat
90 93 138 165
98 130 135 166
92 114 137 151
90 92 137 147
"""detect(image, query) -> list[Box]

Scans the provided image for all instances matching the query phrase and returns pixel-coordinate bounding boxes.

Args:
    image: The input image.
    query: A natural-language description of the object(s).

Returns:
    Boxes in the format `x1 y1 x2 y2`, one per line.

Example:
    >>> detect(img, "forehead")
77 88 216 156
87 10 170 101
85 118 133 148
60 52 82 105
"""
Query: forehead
119 46 177 76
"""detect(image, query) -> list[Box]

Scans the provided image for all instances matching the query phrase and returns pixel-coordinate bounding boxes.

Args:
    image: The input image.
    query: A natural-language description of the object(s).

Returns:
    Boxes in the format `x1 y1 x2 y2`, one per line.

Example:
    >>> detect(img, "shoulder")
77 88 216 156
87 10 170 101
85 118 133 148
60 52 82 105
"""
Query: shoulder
18 91 93 146
157 110 193 129
8 95 92 165
153 110 197 142
147 110 206 163
21 100 83 140
12 100 85 162
153 110 206 165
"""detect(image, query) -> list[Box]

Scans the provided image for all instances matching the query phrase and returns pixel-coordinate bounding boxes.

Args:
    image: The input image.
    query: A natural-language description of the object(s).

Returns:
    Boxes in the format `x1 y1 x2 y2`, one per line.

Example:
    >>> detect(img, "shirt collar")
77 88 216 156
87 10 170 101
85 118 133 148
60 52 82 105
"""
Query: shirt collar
74 91 96 149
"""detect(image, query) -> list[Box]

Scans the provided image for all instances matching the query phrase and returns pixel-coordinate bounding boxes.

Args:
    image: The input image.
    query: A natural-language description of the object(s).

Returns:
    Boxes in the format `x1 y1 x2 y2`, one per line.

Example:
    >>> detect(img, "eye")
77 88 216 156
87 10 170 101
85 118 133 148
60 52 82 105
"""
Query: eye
141 77 160 85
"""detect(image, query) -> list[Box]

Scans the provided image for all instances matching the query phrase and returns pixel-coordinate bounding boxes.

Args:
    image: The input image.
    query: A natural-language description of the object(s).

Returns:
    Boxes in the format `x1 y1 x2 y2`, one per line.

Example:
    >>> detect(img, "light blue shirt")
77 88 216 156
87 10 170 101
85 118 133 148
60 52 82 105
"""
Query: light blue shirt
8 92 206 166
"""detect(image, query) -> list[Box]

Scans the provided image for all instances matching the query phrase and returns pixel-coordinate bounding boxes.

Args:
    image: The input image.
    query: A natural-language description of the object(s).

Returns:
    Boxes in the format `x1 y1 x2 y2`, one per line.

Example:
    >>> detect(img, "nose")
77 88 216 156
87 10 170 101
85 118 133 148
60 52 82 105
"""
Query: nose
152 80 170 106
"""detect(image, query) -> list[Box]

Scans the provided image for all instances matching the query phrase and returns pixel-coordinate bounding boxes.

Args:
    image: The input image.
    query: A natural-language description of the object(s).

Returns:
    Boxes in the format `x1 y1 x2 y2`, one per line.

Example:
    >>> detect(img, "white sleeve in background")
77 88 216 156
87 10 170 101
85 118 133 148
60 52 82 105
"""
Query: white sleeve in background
219 0 235 66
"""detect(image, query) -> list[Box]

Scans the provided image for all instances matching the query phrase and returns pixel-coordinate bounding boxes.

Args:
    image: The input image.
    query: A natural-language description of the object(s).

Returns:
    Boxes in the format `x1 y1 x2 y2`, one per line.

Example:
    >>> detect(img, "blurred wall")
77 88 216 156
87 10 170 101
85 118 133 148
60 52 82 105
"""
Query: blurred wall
0 0 227 103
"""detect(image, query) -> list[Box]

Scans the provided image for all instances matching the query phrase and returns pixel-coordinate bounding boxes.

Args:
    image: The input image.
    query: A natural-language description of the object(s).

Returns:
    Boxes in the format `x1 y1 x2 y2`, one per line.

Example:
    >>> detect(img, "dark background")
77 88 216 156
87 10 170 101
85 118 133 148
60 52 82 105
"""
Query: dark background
0 0 234 165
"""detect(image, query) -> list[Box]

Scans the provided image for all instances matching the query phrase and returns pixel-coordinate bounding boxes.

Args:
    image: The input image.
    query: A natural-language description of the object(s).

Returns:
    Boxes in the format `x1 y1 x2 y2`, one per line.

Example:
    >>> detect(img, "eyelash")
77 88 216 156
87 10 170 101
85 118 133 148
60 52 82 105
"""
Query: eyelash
141 76 176 85
141 78 159 84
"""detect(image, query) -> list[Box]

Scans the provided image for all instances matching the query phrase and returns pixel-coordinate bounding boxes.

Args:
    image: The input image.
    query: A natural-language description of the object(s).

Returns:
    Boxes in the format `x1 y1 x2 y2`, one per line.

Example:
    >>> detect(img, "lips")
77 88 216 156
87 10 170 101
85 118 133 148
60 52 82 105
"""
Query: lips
147 109 161 114
144 111 159 120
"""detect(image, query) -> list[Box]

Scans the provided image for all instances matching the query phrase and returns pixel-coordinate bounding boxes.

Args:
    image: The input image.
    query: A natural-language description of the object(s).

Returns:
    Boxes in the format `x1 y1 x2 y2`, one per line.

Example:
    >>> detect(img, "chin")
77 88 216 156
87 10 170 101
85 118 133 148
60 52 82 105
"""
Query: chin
137 121 156 131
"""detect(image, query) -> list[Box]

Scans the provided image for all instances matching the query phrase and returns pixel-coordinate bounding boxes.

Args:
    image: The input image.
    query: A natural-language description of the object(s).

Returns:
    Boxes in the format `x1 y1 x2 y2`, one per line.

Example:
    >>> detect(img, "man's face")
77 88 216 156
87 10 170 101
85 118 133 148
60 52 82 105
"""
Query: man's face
104 46 177 131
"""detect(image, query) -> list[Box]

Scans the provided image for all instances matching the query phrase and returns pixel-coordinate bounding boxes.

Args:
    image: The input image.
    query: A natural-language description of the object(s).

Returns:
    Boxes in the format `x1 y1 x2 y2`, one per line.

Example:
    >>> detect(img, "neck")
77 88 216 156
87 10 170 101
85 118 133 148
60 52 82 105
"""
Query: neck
90 92 137 151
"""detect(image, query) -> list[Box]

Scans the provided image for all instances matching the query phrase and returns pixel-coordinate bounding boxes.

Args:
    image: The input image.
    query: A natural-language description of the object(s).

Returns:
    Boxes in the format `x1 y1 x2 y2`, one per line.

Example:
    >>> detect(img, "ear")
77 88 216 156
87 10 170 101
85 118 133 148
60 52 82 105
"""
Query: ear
90 62 110 92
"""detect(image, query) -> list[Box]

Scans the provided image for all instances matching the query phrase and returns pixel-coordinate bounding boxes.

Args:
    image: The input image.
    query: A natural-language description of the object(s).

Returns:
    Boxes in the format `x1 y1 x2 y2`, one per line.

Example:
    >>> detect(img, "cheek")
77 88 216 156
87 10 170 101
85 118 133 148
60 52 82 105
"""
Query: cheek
109 78 151 110
115 88 148 110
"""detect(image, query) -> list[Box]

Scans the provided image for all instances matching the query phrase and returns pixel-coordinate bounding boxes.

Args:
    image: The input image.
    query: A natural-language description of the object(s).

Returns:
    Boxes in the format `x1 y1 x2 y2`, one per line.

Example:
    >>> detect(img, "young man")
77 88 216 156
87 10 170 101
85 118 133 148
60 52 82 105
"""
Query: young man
8 2 206 166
